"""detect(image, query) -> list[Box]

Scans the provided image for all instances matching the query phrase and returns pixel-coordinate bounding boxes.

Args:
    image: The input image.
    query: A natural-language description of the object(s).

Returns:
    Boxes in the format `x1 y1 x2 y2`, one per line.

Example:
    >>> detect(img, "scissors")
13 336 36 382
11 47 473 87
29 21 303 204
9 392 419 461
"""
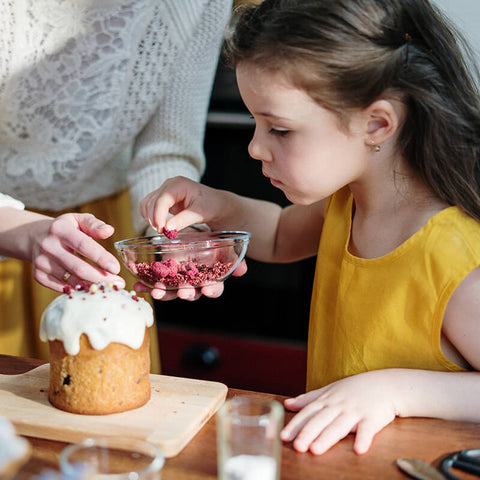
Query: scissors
440 449 480 480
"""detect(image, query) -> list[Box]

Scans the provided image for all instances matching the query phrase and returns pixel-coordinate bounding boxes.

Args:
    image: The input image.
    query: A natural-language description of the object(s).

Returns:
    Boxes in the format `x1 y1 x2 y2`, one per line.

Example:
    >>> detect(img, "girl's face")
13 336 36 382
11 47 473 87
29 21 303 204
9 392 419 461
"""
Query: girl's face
236 62 370 205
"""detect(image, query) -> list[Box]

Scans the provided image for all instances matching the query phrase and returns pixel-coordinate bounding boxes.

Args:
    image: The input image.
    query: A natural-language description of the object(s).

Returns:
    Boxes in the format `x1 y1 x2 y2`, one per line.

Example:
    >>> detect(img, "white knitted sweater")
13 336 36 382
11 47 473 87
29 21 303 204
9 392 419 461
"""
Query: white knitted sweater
0 0 231 234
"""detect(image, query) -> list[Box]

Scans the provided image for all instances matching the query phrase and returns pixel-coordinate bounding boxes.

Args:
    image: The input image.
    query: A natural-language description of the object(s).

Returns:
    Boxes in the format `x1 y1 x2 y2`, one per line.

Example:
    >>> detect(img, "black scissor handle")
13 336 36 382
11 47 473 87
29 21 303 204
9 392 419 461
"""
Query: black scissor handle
440 449 480 479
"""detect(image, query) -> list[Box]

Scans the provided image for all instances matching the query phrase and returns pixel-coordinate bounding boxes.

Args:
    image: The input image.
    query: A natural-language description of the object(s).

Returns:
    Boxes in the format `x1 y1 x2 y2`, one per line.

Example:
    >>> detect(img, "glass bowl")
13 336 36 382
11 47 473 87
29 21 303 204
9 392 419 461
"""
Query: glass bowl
59 436 164 479
114 230 250 290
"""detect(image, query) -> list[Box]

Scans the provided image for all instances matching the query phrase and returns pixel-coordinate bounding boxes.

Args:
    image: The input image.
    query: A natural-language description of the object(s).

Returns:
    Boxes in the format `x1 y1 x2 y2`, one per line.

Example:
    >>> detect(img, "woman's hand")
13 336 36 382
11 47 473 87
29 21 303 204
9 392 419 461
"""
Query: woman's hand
30 213 125 292
280 370 400 455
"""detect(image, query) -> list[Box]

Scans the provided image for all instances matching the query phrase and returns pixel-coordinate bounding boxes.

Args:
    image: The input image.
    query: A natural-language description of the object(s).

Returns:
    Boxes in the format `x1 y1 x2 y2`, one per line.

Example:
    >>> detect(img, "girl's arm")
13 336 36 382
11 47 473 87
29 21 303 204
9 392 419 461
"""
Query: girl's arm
281 368 480 456
441 266 480 371
281 266 480 456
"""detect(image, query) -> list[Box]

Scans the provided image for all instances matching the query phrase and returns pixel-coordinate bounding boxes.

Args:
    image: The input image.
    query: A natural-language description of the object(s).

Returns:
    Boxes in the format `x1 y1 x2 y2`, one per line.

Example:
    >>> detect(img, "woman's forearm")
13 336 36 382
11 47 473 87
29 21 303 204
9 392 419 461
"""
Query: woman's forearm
0 207 52 262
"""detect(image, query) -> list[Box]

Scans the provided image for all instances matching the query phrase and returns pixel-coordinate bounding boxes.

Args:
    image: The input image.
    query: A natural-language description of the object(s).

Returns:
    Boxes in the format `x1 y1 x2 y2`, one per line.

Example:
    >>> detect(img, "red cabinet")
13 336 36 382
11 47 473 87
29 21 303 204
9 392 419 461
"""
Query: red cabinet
157 325 307 397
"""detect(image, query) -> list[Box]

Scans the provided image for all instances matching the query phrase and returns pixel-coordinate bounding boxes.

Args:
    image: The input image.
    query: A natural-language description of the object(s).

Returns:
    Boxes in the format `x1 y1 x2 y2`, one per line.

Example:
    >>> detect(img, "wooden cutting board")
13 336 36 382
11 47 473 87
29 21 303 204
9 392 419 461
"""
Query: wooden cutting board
0 364 227 457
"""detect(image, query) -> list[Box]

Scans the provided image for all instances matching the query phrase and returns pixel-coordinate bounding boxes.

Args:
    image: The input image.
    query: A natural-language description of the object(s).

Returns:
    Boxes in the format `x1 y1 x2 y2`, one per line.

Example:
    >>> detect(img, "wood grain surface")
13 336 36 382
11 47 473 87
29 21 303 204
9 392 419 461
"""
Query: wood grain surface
0 363 227 458
2 355 480 480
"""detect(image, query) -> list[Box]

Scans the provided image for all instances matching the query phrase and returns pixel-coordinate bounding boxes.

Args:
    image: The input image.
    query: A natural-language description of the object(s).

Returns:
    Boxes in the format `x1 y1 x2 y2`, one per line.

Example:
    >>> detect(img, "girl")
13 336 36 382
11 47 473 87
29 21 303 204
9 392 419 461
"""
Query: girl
140 0 480 455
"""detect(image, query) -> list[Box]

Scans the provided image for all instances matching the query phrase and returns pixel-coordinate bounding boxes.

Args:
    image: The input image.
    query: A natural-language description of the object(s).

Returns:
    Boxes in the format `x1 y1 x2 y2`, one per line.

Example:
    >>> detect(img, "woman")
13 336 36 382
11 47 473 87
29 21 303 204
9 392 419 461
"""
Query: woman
0 0 232 371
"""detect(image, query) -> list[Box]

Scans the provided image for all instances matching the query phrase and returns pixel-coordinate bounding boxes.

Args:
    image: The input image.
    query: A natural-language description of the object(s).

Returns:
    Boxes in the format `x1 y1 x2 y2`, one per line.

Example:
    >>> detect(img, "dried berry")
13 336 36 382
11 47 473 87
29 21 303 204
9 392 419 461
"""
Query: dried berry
134 259 233 288
162 226 178 239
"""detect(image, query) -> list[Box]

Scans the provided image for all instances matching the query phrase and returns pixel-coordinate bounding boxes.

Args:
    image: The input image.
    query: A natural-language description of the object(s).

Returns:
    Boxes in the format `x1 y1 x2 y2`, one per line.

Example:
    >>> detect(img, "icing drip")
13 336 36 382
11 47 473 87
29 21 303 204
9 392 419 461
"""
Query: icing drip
39 283 153 355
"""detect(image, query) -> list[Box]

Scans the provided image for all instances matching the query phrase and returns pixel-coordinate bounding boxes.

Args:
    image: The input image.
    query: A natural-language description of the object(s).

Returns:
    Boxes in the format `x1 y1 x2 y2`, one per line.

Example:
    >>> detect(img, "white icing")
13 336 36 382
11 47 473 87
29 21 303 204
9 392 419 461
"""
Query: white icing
0 416 29 472
39 283 153 355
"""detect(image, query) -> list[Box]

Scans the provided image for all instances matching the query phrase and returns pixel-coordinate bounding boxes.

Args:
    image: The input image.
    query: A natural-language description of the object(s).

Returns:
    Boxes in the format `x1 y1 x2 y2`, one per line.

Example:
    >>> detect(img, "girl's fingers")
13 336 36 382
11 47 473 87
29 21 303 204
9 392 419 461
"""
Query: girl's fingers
150 286 178 301
136 280 216 301
284 389 324 411
176 285 201 301
309 413 356 455
281 400 324 442
352 418 385 455
232 260 248 277
141 177 199 232
140 193 152 222
285 405 342 453
149 193 175 232
282 405 357 455
201 282 224 298
134 281 152 293
165 209 206 234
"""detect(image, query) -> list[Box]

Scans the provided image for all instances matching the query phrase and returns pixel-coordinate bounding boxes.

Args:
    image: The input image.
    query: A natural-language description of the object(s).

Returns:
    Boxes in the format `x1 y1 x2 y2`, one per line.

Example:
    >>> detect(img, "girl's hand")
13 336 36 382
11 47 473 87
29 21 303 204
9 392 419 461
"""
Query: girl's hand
139 176 248 300
31 213 125 291
134 259 248 301
140 176 225 234
280 370 399 455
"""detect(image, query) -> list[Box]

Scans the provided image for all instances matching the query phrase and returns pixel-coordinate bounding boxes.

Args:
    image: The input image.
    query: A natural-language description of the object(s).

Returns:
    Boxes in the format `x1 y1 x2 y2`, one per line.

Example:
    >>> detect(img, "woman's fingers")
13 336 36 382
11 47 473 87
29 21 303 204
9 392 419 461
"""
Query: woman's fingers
32 213 125 289
52 214 121 275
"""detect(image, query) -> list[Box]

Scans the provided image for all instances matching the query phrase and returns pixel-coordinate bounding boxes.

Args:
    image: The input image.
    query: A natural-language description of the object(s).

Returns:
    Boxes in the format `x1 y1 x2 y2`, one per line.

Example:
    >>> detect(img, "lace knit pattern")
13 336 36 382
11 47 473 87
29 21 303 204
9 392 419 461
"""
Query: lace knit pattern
0 0 231 233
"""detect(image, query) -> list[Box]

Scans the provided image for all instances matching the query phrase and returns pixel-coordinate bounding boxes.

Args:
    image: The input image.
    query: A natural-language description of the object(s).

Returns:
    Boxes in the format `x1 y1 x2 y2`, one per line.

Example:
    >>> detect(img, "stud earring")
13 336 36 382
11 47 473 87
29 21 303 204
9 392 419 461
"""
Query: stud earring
369 141 381 152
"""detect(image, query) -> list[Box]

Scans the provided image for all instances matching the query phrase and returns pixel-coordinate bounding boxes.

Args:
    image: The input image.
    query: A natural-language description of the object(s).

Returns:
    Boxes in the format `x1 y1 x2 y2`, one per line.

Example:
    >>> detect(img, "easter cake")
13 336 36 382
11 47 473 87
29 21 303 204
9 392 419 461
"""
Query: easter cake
40 283 153 415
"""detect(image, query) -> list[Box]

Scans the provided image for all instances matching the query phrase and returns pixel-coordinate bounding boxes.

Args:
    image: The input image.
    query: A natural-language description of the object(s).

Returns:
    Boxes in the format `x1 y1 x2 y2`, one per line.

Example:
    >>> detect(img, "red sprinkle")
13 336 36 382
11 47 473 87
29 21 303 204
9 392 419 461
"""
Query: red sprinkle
77 281 91 292
162 226 178 240
63 285 72 295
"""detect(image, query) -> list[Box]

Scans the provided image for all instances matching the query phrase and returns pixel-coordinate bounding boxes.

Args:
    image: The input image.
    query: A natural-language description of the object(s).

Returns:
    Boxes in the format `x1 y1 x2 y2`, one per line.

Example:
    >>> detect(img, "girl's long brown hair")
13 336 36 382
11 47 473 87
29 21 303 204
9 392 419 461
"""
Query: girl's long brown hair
224 0 480 221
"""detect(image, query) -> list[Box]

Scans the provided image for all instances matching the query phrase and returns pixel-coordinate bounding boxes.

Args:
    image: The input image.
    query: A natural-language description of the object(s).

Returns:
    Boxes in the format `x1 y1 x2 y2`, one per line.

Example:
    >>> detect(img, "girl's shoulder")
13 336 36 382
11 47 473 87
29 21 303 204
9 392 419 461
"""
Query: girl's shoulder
427 206 480 259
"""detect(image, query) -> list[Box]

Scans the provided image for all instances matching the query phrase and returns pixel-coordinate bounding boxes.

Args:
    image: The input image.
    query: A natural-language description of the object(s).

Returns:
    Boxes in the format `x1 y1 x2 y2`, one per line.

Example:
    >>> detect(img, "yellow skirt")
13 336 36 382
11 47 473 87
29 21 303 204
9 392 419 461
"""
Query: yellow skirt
0 190 160 374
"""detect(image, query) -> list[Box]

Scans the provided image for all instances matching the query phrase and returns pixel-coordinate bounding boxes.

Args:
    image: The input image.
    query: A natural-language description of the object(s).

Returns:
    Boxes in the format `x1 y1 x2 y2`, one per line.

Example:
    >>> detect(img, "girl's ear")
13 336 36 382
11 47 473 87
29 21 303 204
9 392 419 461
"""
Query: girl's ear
363 99 402 147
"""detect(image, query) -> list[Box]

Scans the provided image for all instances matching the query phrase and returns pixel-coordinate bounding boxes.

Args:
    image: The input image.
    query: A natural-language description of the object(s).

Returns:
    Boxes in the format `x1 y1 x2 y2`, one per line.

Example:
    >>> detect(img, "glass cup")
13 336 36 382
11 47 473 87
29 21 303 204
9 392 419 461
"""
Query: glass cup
59 437 165 480
217 395 284 480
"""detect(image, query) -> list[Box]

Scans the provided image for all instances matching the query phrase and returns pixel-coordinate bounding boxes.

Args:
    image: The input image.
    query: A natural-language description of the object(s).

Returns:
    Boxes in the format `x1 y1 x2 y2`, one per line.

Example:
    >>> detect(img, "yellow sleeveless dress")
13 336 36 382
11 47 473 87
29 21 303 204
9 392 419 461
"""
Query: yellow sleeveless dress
0 190 160 373
307 187 480 390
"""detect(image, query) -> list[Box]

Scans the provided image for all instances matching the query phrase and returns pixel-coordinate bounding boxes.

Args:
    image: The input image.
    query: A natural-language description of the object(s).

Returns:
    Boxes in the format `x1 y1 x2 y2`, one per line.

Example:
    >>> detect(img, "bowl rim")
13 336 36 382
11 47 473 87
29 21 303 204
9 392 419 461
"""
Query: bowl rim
114 230 251 251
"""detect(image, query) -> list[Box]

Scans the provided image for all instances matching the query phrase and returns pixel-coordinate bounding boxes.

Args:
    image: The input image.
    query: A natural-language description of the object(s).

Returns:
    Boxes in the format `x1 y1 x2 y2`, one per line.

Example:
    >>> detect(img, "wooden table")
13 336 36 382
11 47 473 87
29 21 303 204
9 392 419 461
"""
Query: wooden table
2 354 480 479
